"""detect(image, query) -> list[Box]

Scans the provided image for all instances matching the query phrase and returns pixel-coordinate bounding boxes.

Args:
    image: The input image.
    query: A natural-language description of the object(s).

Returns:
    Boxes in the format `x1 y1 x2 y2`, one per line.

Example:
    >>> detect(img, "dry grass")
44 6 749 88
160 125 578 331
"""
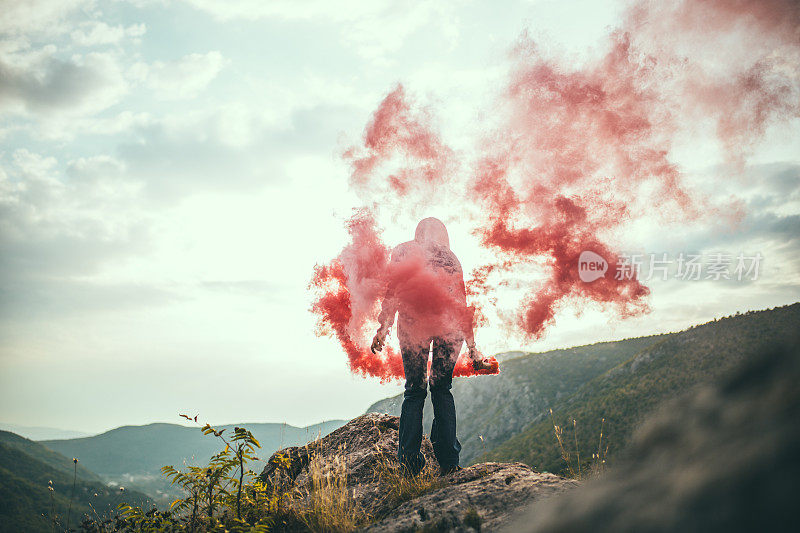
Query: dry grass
590 417 609 477
294 446 448 530
373 452 445 509
296 452 369 533
549 409 608 480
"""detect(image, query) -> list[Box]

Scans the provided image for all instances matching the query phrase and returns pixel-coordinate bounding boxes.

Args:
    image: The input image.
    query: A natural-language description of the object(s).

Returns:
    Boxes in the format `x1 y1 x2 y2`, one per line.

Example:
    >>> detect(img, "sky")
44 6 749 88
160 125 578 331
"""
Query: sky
0 0 798 435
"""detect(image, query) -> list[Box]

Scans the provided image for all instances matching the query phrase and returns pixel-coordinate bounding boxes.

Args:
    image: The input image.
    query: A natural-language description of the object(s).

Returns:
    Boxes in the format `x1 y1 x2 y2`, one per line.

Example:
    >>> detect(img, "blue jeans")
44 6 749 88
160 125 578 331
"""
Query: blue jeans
398 337 462 474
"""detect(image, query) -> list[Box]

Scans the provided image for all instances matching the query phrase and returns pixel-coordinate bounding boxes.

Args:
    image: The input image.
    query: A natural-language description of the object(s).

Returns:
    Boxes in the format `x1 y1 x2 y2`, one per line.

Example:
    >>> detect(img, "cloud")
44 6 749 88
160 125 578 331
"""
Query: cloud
0 0 89 37
198 280 285 297
0 149 151 280
180 0 459 62
676 163 800 247
0 280 179 321
182 0 402 21
113 102 358 201
0 46 128 115
70 21 147 47
0 147 171 323
129 51 226 99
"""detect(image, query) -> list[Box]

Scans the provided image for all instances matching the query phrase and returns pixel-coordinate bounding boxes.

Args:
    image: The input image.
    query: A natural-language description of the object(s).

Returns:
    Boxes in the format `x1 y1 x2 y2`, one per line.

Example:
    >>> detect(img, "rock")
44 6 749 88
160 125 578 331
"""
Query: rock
363 462 577 532
260 413 438 518
259 413 577 531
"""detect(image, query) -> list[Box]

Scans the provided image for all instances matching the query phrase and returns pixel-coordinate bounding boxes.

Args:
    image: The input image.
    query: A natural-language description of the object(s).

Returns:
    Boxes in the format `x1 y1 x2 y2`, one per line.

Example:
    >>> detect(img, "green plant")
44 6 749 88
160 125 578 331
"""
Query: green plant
101 415 278 532
159 417 268 529
48 480 56 533
103 415 369 532
590 417 609 477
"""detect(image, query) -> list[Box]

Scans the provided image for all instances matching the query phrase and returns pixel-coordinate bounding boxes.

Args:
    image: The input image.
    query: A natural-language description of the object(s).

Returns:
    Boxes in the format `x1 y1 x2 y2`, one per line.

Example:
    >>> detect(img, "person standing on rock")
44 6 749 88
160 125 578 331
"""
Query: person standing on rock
371 217 491 476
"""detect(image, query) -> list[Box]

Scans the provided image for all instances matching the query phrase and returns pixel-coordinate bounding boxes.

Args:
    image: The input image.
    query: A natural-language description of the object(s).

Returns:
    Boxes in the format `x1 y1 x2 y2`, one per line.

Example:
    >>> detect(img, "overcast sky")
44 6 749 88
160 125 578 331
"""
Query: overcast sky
1 0 798 435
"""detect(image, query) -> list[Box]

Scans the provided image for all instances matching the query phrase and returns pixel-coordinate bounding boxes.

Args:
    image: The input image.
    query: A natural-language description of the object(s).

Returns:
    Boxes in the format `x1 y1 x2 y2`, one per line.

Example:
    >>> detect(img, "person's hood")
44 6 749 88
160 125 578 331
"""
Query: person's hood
414 217 450 249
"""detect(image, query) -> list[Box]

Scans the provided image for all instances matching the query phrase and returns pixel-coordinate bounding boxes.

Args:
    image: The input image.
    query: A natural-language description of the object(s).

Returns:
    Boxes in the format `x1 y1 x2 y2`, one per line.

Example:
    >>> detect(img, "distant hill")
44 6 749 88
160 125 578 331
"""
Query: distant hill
0 431 151 533
0 423 91 441
43 419 346 506
0 430 103 484
367 303 800 472
480 303 800 473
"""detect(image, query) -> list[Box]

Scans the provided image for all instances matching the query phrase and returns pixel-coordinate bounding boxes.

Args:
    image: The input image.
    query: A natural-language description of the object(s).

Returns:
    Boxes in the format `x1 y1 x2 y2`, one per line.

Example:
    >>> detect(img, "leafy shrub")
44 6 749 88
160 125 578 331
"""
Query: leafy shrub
83 417 370 532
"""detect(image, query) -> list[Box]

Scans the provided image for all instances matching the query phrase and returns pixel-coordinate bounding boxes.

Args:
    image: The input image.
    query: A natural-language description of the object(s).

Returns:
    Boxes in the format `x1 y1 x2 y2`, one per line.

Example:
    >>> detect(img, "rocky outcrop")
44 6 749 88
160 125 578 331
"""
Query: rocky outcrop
363 462 577 532
259 413 437 519
259 413 577 531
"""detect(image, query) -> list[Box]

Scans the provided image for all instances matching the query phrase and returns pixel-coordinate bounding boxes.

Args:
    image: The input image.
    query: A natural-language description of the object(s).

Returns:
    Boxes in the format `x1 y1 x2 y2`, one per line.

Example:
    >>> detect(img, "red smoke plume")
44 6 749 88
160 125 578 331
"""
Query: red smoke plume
312 0 800 380
344 85 454 199
310 211 404 381
309 210 493 381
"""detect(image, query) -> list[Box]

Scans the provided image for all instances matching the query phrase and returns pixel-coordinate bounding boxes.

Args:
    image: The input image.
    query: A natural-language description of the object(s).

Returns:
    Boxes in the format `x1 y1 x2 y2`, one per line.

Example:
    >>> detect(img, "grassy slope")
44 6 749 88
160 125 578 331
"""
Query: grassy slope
481 303 800 474
0 438 151 533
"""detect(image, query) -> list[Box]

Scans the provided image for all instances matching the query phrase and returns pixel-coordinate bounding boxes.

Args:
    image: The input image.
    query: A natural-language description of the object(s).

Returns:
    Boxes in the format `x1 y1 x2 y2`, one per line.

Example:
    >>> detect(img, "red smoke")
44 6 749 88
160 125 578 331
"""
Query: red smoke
310 211 405 381
309 210 494 381
625 0 800 166
312 0 799 380
344 85 454 200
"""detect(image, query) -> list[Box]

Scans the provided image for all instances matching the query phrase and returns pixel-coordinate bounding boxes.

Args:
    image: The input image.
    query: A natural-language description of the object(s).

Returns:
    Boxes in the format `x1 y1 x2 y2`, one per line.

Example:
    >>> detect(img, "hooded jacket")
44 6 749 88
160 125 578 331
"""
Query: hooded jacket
377 218 472 348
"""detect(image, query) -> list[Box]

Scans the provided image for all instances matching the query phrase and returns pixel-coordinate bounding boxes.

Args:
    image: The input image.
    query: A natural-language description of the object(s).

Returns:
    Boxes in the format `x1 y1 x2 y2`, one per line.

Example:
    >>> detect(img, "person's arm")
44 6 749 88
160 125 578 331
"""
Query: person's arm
371 288 397 353
463 303 492 371
465 326 479 361
454 262 495 371
371 248 401 354
455 264 482 363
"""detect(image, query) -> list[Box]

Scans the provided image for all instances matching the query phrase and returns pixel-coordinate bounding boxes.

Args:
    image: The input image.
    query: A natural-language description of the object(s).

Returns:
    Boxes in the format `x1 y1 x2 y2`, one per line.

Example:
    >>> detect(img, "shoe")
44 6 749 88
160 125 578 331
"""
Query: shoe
400 464 423 478
399 453 425 478
440 465 462 476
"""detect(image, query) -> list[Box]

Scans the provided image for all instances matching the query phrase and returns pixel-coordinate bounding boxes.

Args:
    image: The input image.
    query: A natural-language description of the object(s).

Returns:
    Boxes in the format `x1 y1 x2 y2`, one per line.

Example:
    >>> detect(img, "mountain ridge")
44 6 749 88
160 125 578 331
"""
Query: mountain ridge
367 333 666 464
0 424 91 441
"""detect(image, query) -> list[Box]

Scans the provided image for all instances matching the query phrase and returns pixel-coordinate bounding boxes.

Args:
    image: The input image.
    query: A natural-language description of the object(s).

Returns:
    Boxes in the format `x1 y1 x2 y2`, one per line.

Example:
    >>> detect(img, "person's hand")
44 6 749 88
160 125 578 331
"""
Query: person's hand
469 345 498 373
371 331 386 354
472 357 492 371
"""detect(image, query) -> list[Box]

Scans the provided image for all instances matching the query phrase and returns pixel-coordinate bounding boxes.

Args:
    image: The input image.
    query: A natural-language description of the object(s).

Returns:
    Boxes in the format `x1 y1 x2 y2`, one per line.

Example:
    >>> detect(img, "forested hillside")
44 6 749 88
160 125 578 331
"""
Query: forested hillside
481 304 800 472
0 432 150 533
